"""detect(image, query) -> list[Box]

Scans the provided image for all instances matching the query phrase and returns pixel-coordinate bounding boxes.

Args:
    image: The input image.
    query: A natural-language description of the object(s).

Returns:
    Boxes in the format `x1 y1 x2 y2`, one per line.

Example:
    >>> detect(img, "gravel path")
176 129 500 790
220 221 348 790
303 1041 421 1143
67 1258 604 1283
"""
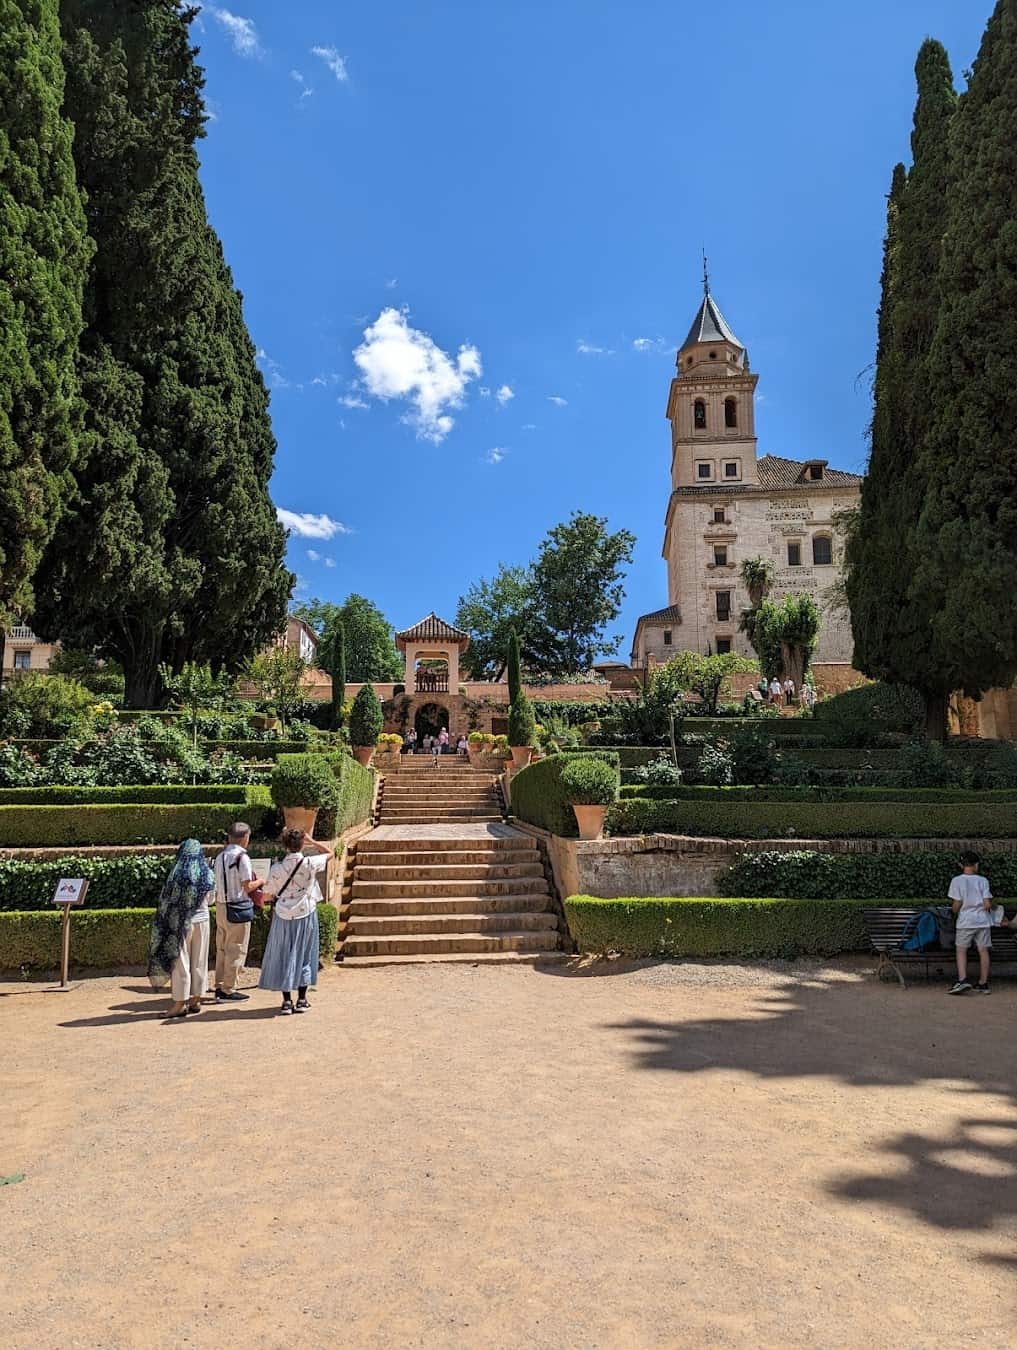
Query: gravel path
2 959 1015 1348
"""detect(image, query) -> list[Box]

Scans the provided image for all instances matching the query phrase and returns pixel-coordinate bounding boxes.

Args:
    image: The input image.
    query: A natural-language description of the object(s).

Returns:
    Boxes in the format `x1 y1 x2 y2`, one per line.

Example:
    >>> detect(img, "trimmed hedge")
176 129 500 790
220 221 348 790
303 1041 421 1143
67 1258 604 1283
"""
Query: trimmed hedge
683 718 827 741
606 797 1017 839
568 746 661 769
0 904 339 972
565 895 899 958
0 798 275 847
718 849 1017 900
510 751 620 837
0 784 256 806
6 739 337 762
0 854 171 911
327 753 374 836
617 785 1017 804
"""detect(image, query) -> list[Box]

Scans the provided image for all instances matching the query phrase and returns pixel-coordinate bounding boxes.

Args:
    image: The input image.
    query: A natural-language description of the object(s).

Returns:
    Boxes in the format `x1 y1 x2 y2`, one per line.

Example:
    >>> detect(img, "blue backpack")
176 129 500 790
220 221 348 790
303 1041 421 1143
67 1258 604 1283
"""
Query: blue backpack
901 910 939 952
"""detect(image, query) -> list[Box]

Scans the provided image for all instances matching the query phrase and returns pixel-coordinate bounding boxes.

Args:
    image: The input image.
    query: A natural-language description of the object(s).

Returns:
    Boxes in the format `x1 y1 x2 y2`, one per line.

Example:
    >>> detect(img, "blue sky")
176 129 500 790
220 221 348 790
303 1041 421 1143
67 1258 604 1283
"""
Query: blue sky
192 0 986 657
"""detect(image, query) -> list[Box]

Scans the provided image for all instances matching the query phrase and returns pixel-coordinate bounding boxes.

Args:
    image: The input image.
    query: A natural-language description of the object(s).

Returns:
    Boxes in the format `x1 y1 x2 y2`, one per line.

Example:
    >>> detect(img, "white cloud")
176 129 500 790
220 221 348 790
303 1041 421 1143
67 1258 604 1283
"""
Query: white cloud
577 339 612 356
306 549 338 568
210 8 262 58
353 307 482 443
256 348 292 390
633 336 667 352
277 509 351 540
324 557 336 568
312 45 349 82
385 277 398 289
547 395 568 407
306 549 321 562
495 384 514 405
338 392 368 409
484 448 507 465
290 70 314 100
310 373 340 388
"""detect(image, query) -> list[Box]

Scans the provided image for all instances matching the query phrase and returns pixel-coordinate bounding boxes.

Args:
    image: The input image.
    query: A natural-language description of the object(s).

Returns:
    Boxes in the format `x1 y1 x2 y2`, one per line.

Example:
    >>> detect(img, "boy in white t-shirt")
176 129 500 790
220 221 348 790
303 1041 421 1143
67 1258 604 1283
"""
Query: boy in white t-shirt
947 851 994 995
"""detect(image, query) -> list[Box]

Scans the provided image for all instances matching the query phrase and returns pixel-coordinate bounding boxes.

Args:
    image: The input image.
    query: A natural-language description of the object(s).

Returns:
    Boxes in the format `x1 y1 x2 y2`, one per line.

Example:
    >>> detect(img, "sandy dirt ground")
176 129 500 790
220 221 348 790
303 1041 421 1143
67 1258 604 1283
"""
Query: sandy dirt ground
2 957 1015 1350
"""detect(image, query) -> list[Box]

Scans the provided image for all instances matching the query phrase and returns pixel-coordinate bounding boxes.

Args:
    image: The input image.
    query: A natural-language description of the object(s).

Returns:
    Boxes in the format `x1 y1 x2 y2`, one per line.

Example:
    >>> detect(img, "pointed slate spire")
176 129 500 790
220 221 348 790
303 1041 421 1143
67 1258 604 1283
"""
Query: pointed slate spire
680 288 744 351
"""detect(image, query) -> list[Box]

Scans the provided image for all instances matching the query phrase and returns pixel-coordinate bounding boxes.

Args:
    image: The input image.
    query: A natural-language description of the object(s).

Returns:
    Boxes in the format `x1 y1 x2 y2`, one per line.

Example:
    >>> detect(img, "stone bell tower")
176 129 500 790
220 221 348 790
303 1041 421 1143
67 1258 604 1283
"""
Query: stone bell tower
665 269 759 492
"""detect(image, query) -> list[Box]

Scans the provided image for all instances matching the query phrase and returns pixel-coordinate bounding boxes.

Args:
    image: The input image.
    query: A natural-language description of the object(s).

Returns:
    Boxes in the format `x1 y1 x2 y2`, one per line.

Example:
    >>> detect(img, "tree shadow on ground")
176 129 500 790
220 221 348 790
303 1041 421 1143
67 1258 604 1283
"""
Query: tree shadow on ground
609 974 1017 1245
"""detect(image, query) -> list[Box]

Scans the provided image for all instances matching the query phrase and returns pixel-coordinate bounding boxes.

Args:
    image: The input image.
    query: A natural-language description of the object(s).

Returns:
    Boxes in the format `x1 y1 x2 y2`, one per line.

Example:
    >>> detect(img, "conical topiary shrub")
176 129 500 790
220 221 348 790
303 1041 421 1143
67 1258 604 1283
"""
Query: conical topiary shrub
349 685 383 766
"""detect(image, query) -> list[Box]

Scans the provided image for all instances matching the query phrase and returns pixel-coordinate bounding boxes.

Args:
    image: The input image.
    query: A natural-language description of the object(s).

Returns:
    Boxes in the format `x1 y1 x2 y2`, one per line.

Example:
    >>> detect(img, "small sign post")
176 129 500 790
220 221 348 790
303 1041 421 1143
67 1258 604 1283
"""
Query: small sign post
52 879 89 988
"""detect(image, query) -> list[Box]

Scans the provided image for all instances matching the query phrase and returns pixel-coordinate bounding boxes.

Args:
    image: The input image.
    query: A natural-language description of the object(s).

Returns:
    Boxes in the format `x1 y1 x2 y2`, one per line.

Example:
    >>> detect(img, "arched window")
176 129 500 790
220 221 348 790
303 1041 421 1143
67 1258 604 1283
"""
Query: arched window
693 399 707 430
725 397 738 429
812 535 833 566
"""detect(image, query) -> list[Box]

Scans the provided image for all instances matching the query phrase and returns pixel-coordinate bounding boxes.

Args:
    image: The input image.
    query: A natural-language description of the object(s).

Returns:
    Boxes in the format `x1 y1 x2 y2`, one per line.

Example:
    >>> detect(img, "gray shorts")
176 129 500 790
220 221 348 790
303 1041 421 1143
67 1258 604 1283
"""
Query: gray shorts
956 927 991 950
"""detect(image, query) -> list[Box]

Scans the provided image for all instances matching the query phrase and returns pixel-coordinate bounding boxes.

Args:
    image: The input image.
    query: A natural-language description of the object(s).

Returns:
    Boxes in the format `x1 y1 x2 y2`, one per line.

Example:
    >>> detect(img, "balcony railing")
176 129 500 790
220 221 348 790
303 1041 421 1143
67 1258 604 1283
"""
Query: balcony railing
415 673 449 693
9 626 36 641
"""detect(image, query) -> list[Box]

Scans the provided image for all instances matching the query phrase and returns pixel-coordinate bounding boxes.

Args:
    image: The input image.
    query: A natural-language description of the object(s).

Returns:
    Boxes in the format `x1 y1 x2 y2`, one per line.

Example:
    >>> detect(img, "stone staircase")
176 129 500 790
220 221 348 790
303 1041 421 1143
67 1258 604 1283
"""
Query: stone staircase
340 761 562 964
375 758 504 825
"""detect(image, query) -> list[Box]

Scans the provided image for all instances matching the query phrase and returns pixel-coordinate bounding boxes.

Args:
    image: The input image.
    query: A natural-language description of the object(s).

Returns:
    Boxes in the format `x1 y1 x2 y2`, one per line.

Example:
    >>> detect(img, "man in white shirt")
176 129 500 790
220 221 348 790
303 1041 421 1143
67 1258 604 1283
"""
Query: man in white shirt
948 850 994 995
214 821 263 1002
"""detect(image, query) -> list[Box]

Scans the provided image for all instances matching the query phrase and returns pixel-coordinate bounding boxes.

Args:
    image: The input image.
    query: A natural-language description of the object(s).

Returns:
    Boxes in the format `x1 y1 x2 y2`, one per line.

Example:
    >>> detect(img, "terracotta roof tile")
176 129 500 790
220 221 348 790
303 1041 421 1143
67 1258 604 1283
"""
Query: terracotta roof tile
394 612 471 650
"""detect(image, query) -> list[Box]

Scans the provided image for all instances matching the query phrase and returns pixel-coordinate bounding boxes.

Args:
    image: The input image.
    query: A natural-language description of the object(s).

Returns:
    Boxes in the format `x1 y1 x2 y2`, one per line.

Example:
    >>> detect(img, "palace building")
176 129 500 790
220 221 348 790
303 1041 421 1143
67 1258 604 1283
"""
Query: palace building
631 282 862 673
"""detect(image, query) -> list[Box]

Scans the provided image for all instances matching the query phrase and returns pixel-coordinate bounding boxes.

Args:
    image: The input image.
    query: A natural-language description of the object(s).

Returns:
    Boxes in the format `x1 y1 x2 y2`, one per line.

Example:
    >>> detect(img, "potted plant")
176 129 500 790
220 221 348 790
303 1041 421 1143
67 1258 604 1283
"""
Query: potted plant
376 732 402 765
508 694 536 770
349 685 384 767
559 756 619 840
251 705 281 733
271 752 339 836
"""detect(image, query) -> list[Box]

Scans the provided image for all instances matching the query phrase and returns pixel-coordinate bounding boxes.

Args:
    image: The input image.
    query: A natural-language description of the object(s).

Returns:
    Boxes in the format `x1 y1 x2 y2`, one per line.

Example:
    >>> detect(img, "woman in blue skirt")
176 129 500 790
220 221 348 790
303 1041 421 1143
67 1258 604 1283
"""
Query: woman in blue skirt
259 828 329 1014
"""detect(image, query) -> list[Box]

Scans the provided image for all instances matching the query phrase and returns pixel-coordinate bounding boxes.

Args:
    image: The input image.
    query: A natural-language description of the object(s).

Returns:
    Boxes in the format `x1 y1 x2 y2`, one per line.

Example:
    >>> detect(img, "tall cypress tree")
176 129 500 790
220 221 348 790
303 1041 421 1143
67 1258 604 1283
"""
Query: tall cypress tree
845 40 957 736
322 617 346 731
507 628 522 704
0 0 89 641
33 0 291 706
913 3 1017 713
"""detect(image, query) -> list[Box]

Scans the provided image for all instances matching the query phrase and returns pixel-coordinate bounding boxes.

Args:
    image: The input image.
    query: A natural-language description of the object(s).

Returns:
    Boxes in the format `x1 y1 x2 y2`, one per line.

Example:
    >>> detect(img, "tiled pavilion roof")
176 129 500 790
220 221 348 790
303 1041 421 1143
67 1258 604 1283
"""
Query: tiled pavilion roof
394 613 471 652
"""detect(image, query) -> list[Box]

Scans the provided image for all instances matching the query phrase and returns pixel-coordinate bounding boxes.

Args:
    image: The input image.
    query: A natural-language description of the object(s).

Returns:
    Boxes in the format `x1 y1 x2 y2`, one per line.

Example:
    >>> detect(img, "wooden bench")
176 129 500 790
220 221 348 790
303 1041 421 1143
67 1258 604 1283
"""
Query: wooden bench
863 906 1017 988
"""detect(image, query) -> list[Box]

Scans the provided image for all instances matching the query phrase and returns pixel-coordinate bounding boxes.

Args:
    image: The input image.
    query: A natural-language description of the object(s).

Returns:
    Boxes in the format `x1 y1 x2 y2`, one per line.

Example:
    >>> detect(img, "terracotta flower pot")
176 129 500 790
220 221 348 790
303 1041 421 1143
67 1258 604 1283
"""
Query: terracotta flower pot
572 804 608 841
352 745 375 768
282 805 318 836
510 746 533 770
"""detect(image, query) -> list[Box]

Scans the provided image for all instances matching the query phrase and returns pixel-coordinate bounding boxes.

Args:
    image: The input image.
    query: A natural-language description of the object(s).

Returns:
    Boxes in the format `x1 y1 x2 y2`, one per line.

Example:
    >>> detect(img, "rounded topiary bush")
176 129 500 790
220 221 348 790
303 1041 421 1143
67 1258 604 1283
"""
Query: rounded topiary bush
560 755 619 806
349 685 384 747
270 753 340 809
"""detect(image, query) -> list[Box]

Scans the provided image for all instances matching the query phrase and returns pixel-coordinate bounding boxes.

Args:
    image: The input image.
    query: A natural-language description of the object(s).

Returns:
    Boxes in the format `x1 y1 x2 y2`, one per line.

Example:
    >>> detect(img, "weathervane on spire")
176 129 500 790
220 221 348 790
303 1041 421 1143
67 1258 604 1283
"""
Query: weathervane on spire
702 248 710 296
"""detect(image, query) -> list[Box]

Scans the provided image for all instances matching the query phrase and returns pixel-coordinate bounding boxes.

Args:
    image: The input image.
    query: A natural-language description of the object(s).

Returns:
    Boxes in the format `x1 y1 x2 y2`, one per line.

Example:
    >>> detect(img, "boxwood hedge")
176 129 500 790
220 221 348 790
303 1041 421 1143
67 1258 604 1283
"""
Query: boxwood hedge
0 854 171 911
617 785 1017 804
606 797 1017 839
0 904 339 972
718 848 1017 900
565 895 898 958
0 785 257 806
0 797 275 847
510 751 620 837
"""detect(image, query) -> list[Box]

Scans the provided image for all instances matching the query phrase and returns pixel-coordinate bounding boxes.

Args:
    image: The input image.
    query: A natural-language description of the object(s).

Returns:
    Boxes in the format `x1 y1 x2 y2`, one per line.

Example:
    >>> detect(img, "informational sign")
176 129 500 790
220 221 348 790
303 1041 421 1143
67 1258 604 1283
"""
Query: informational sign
52 878 89 907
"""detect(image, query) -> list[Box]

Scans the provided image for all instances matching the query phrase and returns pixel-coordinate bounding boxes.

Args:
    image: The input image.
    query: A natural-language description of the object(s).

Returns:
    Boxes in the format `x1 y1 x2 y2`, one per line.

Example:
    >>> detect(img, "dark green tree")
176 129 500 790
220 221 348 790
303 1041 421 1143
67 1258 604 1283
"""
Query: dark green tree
911 5 1017 723
845 40 957 737
528 513 635 676
32 0 290 707
455 565 546 680
319 617 346 731
0 0 90 654
507 628 522 704
349 683 383 748
293 594 401 682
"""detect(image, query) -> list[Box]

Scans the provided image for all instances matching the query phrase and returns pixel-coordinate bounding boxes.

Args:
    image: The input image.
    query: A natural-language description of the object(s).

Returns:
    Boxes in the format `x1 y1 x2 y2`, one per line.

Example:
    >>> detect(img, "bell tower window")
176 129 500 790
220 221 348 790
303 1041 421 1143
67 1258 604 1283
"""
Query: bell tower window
693 399 707 430
725 397 738 429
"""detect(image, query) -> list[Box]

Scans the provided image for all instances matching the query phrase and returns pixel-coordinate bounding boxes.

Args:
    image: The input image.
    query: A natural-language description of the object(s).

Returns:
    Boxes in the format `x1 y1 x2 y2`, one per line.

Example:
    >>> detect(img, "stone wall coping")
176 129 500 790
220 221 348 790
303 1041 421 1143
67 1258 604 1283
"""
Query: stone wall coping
599 833 1017 856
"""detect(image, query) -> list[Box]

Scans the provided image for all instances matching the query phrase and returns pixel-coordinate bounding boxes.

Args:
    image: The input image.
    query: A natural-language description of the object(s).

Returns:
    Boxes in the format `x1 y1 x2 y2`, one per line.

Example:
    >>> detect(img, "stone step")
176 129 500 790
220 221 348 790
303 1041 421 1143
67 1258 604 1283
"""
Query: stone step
354 849 540 869
378 815 505 825
341 931 561 957
346 911 559 936
380 795 502 805
352 877 549 899
338 951 567 968
354 862 545 882
346 894 553 917
362 835 528 852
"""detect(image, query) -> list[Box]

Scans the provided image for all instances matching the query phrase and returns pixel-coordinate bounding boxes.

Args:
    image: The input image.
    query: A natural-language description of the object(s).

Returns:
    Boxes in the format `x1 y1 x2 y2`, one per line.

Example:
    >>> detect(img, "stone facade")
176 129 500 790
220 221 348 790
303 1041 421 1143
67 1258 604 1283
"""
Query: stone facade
632 286 862 669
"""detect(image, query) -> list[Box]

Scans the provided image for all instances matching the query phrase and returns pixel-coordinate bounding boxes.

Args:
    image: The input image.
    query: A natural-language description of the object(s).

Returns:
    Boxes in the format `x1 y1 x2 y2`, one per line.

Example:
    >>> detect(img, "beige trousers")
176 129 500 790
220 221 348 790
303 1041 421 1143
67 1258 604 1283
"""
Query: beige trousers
215 903 250 992
171 919 210 1003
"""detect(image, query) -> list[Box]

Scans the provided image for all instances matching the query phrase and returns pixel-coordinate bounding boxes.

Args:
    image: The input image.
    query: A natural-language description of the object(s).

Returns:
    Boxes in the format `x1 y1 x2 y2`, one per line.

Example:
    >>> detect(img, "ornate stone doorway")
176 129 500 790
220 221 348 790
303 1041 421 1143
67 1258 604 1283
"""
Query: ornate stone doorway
414 701 449 741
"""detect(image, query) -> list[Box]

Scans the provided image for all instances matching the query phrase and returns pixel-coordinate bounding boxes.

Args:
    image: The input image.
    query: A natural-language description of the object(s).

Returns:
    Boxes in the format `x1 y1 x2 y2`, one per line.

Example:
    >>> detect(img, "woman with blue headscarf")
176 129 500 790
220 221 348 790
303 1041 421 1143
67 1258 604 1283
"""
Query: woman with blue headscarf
148 839 215 1019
